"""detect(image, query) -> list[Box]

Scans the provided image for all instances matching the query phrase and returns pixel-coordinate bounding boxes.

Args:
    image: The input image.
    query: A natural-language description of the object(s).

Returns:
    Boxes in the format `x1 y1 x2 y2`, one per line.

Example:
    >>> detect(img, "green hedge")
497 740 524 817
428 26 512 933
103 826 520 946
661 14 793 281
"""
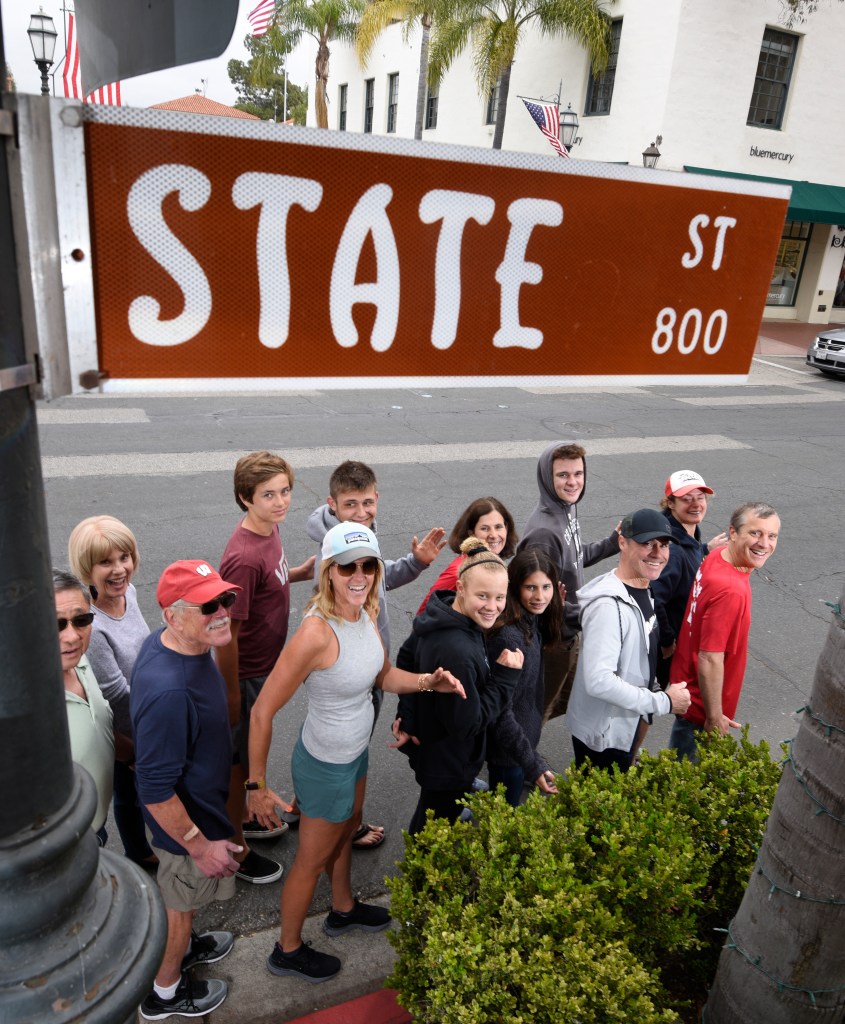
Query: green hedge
387 730 782 1023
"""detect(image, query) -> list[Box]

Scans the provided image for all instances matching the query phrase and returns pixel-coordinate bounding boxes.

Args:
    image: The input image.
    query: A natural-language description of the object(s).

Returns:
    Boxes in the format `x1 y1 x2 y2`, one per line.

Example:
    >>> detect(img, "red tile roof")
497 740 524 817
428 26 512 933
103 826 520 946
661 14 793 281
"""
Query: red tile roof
150 95 260 119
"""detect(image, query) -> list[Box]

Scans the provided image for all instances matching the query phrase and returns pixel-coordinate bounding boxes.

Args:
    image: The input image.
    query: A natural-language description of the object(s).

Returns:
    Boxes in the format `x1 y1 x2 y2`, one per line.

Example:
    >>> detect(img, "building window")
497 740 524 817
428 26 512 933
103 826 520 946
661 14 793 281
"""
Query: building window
338 84 347 131
364 78 375 133
425 84 439 130
387 73 399 133
747 28 797 129
485 82 500 125
767 220 811 307
585 18 622 116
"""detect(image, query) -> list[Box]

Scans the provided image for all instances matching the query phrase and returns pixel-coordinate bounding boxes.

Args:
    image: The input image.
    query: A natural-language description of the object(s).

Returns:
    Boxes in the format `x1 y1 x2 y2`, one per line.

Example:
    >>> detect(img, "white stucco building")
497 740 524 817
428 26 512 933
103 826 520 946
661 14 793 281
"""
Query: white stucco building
302 0 845 322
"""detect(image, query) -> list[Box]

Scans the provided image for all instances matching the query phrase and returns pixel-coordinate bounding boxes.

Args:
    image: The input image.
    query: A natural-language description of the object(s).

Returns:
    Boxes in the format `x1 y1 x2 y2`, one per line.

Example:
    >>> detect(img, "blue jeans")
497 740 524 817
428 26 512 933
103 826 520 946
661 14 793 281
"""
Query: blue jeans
488 764 525 807
669 716 701 762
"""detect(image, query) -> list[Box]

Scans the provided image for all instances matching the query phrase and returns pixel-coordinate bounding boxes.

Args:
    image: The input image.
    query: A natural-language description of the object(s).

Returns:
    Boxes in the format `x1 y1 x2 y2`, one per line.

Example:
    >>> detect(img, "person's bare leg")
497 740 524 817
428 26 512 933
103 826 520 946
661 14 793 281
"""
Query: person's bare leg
156 907 193 987
278 815 348 952
328 775 367 912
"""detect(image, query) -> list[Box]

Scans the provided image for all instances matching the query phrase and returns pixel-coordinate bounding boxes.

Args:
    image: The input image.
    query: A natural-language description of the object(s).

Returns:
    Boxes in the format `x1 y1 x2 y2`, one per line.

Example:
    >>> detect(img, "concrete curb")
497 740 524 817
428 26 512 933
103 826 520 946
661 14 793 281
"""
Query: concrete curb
201 896 398 1024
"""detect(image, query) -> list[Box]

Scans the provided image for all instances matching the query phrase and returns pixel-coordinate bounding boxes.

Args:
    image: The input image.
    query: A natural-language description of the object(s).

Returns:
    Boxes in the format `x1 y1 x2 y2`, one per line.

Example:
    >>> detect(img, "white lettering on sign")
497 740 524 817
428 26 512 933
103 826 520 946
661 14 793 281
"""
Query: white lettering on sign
681 214 737 271
330 183 400 351
127 164 212 345
652 307 728 355
124 167 566 353
232 173 323 349
419 190 495 350
493 198 564 350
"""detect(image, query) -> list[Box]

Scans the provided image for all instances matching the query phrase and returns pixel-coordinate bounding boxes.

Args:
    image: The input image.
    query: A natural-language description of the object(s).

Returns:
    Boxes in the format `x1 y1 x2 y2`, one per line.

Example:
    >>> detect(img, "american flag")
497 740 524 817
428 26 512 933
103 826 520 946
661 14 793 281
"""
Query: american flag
62 13 122 104
248 0 277 36
521 99 569 159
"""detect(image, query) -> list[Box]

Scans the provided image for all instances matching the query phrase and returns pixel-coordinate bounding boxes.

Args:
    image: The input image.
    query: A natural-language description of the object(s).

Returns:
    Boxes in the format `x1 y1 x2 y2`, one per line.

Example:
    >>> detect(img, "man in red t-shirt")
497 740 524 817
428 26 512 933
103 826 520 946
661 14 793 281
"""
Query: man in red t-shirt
669 501 780 760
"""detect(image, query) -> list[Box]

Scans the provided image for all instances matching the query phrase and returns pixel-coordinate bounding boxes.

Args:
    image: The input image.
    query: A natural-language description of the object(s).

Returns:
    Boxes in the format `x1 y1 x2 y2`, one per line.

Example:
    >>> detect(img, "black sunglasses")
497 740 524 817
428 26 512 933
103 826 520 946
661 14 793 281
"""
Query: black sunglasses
57 612 95 632
334 558 379 577
189 592 238 615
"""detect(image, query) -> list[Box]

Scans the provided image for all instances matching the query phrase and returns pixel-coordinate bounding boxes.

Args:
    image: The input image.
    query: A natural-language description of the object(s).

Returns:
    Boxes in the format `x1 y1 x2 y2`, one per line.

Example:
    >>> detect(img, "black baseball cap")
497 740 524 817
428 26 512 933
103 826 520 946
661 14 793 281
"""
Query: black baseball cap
620 509 674 544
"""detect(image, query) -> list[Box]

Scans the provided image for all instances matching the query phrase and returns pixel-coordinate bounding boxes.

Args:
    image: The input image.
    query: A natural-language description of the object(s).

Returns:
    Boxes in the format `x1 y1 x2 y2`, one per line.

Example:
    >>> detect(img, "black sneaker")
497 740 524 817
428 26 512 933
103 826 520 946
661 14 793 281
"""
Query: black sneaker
181 930 234 972
139 975 227 1019
323 900 391 937
267 941 341 983
235 849 283 884
242 817 289 840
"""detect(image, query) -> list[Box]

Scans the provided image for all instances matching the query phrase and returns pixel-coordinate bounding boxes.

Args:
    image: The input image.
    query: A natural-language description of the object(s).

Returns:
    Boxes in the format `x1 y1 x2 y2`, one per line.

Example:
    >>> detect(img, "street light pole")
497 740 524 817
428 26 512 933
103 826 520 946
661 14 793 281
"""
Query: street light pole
1 17 166 1024
27 7 58 96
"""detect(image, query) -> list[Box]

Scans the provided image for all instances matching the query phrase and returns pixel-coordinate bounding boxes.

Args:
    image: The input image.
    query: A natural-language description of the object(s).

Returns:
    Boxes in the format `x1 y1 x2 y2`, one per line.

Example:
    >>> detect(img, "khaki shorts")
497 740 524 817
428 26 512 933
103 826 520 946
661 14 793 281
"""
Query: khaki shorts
155 845 236 913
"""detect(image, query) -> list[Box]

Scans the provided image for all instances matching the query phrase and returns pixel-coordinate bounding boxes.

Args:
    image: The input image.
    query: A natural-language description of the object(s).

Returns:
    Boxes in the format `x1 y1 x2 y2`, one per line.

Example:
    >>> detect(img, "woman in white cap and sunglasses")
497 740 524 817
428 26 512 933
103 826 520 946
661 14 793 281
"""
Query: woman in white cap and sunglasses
247 523 465 985
651 471 727 689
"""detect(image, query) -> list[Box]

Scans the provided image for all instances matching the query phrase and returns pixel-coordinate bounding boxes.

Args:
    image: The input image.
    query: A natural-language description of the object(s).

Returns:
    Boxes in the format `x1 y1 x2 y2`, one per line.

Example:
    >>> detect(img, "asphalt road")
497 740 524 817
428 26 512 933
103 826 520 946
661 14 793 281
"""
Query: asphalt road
36 353 845 938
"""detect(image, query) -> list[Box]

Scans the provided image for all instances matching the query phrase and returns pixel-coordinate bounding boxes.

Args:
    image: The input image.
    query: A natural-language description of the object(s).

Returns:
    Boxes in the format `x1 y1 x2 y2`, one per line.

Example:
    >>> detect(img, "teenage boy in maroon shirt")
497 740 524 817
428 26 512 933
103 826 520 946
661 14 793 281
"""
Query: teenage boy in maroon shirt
218 451 315 883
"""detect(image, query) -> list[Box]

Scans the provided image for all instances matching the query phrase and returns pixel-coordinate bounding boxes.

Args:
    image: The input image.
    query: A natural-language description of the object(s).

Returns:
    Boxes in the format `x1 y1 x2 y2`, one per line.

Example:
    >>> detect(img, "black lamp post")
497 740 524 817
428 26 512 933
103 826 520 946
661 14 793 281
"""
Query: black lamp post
2 16 167 1024
642 134 663 169
27 8 58 96
560 103 579 150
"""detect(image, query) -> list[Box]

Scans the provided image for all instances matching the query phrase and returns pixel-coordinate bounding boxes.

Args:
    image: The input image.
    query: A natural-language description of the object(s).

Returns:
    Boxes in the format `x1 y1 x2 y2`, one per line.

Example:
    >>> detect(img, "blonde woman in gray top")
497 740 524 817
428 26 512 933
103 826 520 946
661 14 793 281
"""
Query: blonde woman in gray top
247 523 464 985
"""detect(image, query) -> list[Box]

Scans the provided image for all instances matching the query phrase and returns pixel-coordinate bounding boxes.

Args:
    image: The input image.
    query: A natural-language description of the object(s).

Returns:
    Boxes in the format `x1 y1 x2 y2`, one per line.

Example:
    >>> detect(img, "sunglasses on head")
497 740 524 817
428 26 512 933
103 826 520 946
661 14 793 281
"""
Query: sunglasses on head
57 612 95 632
333 558 379 577
189 591 238 615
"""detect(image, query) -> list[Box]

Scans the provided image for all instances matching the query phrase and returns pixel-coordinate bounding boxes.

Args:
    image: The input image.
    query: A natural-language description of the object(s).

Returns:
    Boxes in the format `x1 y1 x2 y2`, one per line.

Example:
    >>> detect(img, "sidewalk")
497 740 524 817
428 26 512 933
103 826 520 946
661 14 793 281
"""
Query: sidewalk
205 895 411 1024
755 317 844 356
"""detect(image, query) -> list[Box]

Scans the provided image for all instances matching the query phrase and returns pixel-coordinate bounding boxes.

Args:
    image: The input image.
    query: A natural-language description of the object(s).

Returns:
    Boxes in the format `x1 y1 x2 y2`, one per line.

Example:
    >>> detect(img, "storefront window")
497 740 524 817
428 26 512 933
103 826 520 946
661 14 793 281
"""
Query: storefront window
834 249 845 309
767 220 811 306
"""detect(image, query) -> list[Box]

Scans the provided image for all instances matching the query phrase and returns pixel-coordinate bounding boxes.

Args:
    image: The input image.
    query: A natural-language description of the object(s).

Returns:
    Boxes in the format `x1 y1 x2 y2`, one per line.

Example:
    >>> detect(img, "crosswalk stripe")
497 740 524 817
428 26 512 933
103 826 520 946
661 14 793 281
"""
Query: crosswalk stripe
41 435 750 480
37 408 151 424
675 392 842 406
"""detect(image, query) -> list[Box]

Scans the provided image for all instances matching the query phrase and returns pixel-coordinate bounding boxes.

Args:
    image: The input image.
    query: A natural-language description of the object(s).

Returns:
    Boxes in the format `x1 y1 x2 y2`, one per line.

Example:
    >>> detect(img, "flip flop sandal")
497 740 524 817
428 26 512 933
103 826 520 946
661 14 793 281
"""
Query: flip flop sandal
351 823 386 849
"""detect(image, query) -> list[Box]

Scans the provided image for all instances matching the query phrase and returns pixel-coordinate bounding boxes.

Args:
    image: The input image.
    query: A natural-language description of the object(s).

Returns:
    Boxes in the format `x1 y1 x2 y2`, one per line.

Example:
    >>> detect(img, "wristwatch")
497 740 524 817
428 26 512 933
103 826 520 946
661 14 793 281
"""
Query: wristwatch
244 778 266 791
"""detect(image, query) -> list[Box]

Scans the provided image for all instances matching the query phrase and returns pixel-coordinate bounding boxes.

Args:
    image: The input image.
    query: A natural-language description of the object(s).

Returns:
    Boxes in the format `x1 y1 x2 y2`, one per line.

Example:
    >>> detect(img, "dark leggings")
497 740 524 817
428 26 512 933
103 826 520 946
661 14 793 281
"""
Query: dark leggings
408 787 470 835
113 759 154 863
572 735 635 774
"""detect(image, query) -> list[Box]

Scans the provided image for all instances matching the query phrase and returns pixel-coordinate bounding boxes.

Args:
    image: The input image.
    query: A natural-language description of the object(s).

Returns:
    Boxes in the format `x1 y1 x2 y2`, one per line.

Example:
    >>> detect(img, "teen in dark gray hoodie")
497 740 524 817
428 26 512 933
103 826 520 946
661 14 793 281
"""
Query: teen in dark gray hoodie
517 440 619 719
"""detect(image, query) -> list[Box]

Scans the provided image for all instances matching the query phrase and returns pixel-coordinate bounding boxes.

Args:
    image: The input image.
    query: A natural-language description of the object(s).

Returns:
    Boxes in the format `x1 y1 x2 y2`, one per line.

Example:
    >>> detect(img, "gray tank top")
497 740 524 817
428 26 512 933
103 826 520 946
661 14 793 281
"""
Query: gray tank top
300 610 384 764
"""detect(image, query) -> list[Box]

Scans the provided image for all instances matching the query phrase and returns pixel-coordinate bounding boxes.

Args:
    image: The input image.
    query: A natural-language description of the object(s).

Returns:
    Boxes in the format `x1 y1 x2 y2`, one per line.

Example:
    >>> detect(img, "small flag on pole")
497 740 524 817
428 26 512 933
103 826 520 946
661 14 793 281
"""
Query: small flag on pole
62 13 122 104
248 0 277 37
521 99 568 159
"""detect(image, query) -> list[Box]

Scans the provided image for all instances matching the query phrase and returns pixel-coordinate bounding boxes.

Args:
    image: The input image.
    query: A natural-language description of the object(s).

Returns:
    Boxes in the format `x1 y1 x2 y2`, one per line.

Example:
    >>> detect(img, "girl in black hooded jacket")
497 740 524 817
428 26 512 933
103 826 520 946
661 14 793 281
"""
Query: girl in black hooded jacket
394 539 522 834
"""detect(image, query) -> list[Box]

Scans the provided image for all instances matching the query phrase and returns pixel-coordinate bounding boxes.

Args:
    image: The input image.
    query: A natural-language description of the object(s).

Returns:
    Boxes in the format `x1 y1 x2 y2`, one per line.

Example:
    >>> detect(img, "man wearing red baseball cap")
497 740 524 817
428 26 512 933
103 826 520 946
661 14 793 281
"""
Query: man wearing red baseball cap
651 471 727 688
131 560 244 1020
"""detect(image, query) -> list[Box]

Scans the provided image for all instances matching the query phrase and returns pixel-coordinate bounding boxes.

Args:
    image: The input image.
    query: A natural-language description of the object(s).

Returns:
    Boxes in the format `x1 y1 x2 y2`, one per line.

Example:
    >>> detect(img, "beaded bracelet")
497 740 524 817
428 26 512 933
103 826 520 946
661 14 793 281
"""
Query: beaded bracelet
418 673 434 692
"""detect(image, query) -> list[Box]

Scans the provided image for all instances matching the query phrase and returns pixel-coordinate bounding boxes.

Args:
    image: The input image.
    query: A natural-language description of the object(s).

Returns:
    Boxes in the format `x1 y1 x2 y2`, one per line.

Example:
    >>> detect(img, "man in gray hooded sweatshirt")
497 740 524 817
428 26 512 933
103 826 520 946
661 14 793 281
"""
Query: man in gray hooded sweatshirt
517 441 620 720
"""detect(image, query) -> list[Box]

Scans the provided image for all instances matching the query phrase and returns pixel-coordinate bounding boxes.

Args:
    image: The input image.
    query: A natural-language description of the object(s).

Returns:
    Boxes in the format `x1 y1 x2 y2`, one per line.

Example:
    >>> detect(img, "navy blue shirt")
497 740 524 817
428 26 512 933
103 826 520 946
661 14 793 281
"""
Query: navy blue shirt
130 629 233 854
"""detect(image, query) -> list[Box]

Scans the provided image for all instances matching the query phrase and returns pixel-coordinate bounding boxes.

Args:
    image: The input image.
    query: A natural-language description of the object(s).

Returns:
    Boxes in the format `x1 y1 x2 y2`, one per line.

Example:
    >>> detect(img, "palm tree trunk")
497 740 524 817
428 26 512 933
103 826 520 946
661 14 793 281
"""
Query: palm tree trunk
706 588 845 1022
315 36 330 129
414 15 432 141
491 63 512 150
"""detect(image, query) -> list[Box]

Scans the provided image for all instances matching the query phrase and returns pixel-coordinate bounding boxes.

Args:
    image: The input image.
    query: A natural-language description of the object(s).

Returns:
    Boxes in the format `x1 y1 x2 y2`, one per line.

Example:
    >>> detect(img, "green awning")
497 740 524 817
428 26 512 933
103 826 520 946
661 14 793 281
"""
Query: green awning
685 166 845 225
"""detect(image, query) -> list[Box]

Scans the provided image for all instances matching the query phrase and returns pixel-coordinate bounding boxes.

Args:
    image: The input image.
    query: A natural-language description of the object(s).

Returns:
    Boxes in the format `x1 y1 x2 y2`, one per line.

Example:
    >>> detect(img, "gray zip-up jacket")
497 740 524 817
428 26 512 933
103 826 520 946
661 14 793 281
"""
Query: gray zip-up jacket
517 440 619 638
565 570 672 754
306 503 427 654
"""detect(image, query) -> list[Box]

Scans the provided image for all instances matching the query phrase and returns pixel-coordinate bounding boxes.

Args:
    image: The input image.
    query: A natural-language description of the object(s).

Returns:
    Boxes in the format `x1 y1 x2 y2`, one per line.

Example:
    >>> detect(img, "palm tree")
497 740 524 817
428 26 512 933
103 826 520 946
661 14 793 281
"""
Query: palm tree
356 0 435 141
427 0 614 150
706 588 845 1022
252 0 366 128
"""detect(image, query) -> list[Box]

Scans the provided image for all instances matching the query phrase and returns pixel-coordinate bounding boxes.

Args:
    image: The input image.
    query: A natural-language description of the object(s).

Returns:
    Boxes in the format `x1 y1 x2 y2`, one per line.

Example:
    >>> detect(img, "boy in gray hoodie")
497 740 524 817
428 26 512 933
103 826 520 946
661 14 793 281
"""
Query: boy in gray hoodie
517 440 619 720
